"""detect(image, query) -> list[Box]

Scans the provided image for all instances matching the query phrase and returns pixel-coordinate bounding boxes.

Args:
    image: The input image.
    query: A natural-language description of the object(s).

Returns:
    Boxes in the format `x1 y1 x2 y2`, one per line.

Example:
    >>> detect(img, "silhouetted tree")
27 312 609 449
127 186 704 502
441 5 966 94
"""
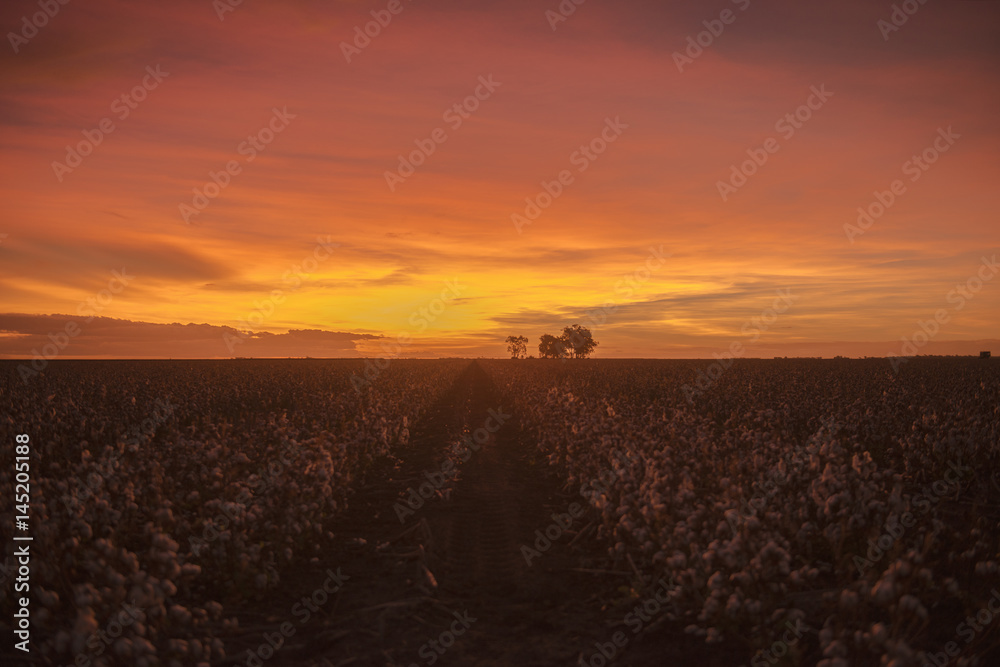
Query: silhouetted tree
538 334 569 359
505 335 529 359
561 324 598 359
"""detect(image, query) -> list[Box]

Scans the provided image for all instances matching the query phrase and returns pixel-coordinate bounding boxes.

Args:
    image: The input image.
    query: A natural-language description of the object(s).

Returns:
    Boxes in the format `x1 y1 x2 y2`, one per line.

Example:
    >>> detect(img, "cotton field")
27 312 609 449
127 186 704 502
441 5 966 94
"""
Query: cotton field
1 357 998 666
482 357 1000 666
0 360 466 666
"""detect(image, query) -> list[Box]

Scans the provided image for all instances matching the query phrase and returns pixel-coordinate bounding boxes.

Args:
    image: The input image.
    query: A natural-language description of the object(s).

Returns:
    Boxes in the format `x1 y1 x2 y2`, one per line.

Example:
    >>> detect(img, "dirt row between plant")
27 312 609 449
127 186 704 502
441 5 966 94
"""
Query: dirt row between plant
219 361 738 667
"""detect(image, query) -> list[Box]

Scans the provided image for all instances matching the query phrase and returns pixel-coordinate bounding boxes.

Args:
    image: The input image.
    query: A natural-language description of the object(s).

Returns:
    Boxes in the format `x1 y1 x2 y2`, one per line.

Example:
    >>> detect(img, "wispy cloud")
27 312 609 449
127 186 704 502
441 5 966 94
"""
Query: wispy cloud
1 0 997 357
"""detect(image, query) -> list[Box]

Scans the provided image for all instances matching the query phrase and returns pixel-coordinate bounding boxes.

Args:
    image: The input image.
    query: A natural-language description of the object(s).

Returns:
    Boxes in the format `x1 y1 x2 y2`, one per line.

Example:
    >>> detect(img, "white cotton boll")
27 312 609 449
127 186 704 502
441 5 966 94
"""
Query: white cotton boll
730 571 753 588
152 533 179 552
888 638 915 662
55 630 71 654
975 561 998 576
129 581 151 606
725 594 741 617
839 590 858 611
871 579 896 606
72 609 98 655
135 638 156 654
897 595 927 621
169 605 192 625
37 587 60 608
76 521 94 540
114 638 133 658
168 639 189 656
74 584 97 608
160 578 177 596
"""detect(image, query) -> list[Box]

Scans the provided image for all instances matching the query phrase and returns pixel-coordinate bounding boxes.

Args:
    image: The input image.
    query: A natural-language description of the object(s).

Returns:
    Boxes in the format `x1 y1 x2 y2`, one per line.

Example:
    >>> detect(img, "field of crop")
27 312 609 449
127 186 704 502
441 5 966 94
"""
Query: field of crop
1 357 998 666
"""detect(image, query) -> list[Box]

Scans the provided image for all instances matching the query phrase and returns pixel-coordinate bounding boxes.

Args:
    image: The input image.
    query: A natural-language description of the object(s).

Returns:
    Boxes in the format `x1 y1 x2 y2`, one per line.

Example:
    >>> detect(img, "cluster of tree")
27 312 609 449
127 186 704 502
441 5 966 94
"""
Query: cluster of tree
505 325 598 359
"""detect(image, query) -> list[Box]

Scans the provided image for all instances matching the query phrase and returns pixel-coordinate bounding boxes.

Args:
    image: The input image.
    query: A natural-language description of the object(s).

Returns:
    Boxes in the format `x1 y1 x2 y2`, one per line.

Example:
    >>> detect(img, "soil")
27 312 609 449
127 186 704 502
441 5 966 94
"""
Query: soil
218 361 743 666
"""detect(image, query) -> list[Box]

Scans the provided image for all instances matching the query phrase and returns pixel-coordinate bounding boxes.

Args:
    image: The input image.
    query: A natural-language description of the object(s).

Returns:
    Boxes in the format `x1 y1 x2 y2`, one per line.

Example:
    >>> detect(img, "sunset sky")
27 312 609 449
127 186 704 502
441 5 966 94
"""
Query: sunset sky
1 0 998 359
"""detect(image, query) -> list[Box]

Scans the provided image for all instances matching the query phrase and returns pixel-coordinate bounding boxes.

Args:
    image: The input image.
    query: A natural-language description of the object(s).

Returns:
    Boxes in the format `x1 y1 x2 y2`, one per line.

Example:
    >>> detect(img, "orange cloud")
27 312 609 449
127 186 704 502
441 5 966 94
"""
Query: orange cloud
1 0 997 358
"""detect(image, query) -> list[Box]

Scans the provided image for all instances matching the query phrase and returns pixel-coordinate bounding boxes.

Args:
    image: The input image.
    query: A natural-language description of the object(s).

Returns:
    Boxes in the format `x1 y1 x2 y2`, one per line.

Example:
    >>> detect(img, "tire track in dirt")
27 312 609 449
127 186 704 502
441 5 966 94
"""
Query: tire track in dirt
432 363 525 593
238 361 737 667
384 360 624 666
218 362 483 666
